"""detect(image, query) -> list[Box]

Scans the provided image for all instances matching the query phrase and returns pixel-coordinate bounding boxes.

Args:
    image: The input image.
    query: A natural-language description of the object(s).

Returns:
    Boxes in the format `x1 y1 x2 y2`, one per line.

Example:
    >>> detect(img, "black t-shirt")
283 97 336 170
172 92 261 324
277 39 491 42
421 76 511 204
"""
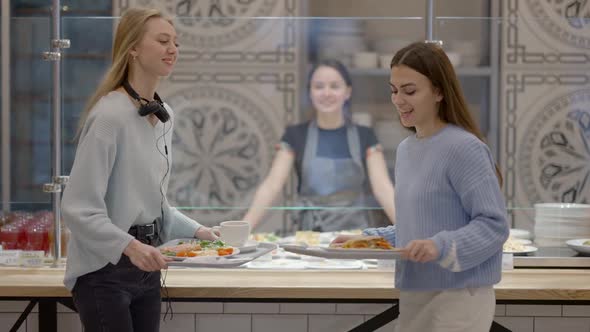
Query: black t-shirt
280 122 379 192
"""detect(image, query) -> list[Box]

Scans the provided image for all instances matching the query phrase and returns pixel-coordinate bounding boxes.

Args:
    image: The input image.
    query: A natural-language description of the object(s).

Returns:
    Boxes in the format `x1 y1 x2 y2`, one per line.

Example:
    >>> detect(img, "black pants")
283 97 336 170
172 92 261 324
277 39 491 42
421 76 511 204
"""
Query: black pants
72 255 161 332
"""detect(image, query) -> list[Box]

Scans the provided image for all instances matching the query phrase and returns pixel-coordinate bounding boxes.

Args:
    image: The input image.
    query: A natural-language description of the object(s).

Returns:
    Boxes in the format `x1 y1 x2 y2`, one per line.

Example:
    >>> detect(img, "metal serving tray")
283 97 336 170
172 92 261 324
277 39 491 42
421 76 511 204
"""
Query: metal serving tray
159 239 277 268
281 244 402 260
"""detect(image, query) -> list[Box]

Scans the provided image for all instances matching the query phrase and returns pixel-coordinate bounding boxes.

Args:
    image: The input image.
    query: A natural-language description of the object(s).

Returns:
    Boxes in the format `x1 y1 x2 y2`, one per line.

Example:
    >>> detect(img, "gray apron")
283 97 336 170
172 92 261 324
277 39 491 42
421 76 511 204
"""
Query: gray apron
295 121 371 232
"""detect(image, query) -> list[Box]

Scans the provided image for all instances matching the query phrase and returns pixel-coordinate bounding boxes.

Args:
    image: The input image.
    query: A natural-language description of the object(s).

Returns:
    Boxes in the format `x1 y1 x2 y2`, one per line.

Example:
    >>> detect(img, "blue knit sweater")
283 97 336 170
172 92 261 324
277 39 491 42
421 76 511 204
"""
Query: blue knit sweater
365 124 509 290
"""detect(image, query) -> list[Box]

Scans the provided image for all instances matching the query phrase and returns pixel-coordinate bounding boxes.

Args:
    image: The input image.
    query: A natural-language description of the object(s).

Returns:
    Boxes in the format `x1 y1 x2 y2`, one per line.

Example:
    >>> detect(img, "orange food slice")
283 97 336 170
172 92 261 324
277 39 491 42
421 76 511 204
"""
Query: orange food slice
217 248 234 256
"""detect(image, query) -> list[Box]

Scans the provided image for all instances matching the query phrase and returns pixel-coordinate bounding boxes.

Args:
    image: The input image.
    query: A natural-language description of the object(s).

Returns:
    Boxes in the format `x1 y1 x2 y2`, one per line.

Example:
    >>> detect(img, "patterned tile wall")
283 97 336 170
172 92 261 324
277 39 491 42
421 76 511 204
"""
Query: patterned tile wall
501 0 590 229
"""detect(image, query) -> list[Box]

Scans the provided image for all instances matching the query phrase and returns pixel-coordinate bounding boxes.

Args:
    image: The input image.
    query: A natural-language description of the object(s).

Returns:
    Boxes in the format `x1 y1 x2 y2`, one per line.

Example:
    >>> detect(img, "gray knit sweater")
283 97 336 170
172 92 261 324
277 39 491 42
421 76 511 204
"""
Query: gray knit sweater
62 91 202 291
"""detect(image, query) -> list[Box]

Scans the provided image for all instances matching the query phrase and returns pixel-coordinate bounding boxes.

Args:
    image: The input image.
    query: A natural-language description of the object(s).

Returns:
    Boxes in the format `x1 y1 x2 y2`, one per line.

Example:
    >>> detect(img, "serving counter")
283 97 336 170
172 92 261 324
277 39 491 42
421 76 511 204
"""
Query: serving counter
1 267 590 332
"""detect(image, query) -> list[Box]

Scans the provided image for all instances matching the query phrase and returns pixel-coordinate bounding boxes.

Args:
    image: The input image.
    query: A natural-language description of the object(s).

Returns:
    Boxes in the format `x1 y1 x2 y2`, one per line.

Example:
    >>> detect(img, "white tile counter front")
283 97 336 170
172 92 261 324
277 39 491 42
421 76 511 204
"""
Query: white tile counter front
1 268 590 332
2 301 590 332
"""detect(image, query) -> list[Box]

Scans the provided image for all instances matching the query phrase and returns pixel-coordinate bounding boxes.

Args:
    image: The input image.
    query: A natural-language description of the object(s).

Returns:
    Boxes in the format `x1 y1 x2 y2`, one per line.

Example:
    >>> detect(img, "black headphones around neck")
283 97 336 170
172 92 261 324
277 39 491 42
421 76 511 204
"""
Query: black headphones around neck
123 80 170 123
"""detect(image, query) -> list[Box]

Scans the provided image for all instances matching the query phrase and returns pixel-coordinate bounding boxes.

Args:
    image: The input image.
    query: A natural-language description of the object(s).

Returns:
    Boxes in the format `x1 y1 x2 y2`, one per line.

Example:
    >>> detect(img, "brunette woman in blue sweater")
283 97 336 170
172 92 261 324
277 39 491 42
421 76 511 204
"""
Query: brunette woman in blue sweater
332 42 509 332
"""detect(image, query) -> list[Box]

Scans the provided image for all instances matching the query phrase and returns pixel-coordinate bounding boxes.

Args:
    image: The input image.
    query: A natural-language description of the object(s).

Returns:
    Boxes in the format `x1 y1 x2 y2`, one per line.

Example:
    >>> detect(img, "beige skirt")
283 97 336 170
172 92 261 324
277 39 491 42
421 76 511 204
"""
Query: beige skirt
395 286 495 332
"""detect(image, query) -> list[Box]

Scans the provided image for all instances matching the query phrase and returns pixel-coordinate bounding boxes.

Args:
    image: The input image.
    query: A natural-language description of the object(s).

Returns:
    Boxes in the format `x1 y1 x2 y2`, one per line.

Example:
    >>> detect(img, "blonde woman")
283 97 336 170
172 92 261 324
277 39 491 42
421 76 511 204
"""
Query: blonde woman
61 8 217 331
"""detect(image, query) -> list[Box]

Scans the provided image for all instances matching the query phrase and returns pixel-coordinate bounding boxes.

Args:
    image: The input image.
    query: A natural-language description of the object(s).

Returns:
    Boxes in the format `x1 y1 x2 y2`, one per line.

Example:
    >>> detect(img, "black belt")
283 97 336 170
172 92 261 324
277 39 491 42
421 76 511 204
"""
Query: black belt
128 222 158 245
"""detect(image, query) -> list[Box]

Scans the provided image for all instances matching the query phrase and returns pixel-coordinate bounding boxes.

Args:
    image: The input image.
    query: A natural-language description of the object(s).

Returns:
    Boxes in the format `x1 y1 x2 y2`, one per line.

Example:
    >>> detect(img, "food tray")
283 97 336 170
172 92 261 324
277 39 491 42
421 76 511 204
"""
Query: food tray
282 244 402 260
566 239 590 256
159 239 277 268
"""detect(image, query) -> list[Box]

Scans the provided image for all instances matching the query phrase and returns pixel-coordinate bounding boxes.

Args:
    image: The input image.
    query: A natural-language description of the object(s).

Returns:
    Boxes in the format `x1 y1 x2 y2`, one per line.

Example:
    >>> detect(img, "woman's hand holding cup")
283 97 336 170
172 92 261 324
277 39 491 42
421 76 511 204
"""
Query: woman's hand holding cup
195 226 220 241
213 221 251 247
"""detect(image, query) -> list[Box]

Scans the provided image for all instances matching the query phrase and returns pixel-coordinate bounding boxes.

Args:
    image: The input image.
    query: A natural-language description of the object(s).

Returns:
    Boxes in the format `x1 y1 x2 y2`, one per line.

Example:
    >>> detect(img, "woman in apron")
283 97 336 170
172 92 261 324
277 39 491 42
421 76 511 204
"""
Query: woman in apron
243 59 395 232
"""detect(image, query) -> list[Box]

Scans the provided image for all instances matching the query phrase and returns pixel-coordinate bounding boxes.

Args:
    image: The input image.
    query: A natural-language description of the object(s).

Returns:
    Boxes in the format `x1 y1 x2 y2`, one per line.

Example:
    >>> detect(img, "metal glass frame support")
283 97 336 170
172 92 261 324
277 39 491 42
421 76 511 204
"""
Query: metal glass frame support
42 0 69 266
1 0 10 212
425 0 442 45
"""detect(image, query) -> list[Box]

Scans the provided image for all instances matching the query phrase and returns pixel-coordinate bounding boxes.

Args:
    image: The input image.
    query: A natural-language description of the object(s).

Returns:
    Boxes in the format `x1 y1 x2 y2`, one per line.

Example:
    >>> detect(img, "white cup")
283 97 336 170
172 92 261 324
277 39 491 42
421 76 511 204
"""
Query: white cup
215 221 251 247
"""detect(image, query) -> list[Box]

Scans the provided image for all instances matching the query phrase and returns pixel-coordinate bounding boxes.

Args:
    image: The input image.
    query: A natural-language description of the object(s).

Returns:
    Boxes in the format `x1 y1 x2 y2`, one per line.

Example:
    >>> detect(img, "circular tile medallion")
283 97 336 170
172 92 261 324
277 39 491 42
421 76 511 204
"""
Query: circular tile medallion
124 0 279 48
166 86 279 222
526 0 590 49
519 89 590 204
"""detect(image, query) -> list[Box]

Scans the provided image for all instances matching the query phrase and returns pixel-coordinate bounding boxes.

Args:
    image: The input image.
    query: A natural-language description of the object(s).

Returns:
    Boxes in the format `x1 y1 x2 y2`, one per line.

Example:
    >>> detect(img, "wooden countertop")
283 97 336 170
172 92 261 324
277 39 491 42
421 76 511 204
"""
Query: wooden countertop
1 267 589 301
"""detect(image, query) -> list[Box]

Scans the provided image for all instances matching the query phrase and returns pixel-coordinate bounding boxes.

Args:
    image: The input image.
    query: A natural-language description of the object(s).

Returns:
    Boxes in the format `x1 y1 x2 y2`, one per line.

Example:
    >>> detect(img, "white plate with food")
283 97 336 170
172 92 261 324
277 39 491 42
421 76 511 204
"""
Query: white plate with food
565 239 590 255
159 239 239 261
283 244 402 260
503 245 538 255
284 236 401 260
168 248 240 261
323 247 401 253
326 235 399 252
251 232 281 243
166 242 277 268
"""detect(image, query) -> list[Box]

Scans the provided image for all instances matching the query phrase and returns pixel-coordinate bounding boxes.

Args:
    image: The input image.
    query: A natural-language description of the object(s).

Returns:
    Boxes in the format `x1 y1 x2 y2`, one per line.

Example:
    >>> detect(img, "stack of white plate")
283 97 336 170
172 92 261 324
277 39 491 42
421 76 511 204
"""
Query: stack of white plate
315 20 368 66
534 203 590 247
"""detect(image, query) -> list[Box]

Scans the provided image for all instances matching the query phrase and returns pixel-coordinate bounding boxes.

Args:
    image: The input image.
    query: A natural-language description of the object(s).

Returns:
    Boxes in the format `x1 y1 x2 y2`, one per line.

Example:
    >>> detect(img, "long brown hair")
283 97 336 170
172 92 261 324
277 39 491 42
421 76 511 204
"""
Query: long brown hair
390 42 503 186
75 8 170 138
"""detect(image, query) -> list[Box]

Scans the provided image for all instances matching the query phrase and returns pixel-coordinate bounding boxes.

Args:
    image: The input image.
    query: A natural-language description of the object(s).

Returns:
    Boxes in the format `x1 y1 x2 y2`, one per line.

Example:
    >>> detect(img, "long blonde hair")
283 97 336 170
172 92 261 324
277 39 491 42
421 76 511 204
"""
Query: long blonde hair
75 8 170 138
391 42 503 186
